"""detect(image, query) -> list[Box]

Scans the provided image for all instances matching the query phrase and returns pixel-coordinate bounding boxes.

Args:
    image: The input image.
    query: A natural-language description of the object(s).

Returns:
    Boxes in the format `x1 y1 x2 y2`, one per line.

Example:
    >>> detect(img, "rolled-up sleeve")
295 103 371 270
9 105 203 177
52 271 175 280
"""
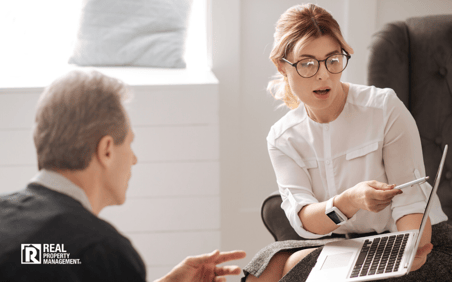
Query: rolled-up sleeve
382 90 429 223
268 140 331 239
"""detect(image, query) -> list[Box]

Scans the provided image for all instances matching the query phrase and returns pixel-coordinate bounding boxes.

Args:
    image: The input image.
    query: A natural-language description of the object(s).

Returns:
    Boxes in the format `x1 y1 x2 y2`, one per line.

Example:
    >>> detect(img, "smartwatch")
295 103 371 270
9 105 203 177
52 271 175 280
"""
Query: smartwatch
325 196 347 225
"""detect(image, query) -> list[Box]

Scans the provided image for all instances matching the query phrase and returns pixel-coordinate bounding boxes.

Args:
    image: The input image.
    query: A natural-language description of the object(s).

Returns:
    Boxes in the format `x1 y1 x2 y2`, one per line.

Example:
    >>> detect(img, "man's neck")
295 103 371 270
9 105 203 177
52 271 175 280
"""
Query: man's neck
56 169 106 215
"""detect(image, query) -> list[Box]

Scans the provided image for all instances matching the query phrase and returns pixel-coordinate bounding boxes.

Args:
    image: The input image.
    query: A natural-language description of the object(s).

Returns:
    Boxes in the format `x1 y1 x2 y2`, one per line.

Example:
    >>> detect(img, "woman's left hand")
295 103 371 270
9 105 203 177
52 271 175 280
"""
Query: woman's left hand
410 243 433 272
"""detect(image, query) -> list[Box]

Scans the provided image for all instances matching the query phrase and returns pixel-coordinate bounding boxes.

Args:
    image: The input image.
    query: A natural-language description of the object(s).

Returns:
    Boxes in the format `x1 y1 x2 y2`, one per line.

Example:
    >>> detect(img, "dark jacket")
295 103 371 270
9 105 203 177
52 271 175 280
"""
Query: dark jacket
0 184 146 282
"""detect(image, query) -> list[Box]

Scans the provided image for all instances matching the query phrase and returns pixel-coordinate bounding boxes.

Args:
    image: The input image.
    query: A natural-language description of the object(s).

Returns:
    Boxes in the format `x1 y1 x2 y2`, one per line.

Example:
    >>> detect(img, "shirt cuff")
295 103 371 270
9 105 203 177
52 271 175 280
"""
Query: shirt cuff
391 172 428 223
282 194 333 239
392 200 426 223
348 212 358 222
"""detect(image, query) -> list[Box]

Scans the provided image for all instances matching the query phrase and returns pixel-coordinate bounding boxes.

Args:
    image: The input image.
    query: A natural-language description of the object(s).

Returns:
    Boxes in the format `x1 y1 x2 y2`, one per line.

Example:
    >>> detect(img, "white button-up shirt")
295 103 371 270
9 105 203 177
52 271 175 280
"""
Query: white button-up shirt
267 83 448 239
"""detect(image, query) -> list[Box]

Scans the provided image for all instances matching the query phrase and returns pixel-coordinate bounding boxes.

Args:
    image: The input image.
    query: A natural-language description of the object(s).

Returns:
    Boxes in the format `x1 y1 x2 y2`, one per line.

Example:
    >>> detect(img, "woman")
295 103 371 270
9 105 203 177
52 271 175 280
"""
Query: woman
243 4 451 282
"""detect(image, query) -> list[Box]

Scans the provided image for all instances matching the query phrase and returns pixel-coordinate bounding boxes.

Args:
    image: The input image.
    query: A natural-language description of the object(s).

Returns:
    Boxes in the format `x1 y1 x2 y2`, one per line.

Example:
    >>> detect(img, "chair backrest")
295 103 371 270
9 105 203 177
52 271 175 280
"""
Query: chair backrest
368 15 452 225
261 191 303 241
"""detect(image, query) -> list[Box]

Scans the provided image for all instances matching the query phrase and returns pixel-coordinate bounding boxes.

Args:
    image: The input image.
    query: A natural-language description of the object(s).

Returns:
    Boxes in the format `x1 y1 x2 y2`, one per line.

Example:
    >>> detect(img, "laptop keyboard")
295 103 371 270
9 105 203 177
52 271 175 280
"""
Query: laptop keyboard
350 234 409 278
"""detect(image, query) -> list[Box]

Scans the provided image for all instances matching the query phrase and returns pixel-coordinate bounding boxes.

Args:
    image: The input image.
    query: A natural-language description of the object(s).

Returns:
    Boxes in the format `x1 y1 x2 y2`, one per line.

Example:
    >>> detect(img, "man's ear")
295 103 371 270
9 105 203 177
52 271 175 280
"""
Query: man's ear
96 135 115 168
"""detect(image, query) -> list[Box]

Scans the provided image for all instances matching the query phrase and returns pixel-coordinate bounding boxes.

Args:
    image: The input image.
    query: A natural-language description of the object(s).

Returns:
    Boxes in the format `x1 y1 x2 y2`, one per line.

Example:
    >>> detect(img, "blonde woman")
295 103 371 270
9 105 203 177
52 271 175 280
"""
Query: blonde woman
243 4 451 282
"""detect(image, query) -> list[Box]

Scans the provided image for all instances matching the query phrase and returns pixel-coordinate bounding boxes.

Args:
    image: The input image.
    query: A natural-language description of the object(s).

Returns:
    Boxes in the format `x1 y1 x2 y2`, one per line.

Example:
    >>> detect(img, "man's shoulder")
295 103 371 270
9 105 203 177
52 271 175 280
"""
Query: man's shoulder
0 184 127 250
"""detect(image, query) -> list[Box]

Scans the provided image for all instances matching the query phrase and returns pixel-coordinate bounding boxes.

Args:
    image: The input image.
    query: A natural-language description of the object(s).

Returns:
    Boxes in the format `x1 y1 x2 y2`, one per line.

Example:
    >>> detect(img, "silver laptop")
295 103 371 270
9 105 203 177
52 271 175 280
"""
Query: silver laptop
306 145 448 282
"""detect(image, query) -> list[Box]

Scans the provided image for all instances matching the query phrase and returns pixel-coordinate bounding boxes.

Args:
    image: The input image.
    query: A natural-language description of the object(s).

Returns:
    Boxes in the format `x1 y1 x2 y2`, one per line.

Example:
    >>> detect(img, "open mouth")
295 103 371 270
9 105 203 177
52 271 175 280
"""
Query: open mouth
313 89 330 95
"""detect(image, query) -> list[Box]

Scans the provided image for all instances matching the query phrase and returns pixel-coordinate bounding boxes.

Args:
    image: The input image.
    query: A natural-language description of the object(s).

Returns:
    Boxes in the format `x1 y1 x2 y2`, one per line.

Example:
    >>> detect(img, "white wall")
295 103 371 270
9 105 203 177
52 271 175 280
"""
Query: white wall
212 1 452 281
376 0 452 31
99 81 220 280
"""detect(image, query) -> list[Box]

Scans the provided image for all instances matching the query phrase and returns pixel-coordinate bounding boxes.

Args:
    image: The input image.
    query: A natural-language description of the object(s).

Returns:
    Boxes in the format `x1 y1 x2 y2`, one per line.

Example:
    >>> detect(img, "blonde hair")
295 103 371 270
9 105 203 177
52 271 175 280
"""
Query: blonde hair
33 70 131 171
268 3 354 109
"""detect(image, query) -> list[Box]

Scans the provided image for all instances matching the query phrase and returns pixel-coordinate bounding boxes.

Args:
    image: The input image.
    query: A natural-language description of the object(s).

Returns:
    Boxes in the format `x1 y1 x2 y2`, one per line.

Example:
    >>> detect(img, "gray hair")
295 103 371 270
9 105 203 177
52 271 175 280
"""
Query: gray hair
33 70 130 171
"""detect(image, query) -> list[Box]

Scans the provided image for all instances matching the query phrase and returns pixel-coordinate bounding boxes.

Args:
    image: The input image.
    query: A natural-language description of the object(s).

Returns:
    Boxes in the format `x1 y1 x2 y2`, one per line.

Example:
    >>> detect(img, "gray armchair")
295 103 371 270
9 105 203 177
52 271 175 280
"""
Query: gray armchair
261 15 452 242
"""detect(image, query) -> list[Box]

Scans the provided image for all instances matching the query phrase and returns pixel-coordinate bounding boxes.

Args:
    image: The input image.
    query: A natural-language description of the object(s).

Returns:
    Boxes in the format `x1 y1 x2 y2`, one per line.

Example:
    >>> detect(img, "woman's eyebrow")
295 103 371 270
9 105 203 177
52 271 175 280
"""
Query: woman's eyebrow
299 50 341 59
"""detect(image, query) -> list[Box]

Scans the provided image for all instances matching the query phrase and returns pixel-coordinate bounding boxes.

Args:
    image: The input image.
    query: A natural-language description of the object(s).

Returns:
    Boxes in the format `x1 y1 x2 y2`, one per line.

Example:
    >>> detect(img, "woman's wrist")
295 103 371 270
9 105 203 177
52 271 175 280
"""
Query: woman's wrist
334 189 360 219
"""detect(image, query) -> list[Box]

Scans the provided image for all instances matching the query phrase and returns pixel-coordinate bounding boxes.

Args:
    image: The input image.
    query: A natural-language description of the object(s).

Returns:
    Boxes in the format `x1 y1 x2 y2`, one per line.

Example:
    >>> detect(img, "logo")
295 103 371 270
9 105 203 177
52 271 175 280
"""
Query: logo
21 243 81 265
21 244 42 264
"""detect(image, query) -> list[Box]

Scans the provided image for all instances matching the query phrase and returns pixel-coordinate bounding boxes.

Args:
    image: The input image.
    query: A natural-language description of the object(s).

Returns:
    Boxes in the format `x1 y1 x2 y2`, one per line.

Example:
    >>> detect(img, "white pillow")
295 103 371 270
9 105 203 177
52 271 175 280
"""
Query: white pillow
69 0 192 68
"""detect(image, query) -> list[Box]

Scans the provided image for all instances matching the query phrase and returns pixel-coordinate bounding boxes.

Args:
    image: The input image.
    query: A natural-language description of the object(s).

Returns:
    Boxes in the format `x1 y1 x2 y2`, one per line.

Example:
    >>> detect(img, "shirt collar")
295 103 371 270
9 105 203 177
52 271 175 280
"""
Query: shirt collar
29 169 93 212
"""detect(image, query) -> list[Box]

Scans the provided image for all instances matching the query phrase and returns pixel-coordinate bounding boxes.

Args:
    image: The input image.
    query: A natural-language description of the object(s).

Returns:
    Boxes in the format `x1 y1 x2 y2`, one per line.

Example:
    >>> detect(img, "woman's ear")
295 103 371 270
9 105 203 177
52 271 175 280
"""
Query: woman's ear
276 59 287 77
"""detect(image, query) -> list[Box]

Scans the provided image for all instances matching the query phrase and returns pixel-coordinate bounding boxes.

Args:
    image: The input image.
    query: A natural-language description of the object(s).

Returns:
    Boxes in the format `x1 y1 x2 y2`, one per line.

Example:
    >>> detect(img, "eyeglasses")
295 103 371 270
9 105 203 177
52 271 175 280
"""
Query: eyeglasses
282 53 351 78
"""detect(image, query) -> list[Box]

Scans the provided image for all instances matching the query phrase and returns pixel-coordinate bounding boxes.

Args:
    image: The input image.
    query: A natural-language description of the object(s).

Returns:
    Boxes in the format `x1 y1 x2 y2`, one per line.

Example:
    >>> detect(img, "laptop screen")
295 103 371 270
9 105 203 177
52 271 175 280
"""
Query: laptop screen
413 145 448 250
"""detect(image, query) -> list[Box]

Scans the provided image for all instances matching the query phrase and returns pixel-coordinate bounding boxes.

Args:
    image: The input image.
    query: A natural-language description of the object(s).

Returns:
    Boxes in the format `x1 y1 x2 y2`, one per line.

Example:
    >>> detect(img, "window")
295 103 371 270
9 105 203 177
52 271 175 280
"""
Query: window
0 0 208 71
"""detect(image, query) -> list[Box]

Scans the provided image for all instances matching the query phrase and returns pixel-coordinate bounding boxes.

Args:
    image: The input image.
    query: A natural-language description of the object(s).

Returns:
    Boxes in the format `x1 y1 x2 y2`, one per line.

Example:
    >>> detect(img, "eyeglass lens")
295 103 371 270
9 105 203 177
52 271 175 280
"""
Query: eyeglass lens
297 54 348 78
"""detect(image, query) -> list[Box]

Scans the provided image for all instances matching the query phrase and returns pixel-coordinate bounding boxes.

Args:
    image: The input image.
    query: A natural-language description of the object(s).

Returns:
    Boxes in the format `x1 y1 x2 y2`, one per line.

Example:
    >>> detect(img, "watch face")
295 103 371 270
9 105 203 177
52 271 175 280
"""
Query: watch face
327 211 342 225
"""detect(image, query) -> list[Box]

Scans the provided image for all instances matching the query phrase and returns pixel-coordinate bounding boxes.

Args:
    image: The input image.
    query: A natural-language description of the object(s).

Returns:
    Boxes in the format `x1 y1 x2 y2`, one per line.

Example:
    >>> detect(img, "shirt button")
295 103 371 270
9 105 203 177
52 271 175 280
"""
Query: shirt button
326 160 331 165
446 171 452 180
325 125 329 131
435 136 442 145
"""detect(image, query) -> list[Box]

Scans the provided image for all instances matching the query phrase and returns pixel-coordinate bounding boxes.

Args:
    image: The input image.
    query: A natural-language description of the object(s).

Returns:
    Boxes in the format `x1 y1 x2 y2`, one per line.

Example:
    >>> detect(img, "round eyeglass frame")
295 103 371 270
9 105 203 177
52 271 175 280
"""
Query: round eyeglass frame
282 53 351 78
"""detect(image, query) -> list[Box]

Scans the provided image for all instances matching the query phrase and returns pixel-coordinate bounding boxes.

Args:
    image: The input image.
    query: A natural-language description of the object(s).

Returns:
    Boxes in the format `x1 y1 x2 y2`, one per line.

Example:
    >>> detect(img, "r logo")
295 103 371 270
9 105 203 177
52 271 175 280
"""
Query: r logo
21 244 42 264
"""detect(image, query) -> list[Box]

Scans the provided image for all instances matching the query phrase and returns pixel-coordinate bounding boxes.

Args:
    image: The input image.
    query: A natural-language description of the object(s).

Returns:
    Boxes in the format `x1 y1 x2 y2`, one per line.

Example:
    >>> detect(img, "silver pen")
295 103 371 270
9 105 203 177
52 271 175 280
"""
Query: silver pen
394 176 429 189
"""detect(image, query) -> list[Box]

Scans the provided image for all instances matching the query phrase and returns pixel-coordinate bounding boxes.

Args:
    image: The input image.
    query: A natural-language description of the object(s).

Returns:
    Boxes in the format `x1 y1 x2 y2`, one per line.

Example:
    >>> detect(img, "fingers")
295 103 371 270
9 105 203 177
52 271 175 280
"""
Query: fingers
410 257 427 272
184 250 246 269
373 202 391 212
185 249 220 266
367 181 402 200
215 265 242 276
368 197 397 212
368 180 395 191
411 243 433 271
364 189 398 212
213 266 242 282
416 243 433 257
377 189 402 201
214 250 246 264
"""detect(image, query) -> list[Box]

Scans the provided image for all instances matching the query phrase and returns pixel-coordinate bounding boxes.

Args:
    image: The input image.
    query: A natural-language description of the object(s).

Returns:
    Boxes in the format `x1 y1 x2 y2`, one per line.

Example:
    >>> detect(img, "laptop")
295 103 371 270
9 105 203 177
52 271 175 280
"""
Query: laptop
306 145 448 282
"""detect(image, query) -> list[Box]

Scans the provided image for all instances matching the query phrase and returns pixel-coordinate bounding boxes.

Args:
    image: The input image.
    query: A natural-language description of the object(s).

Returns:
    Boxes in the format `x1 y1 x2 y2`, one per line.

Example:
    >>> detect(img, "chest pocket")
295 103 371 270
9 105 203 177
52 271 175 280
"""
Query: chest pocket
300 159 318 186
346 142 379 160
303 159 318 169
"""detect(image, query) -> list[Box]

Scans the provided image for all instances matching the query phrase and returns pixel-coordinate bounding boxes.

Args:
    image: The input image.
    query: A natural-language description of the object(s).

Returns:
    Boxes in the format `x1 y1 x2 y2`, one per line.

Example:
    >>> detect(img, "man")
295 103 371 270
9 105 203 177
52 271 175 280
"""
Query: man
0 70 245 281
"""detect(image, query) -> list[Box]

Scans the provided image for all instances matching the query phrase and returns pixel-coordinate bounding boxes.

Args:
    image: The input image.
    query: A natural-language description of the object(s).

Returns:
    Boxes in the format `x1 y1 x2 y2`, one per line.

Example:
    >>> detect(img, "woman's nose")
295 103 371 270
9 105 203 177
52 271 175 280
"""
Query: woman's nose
316 62 330 80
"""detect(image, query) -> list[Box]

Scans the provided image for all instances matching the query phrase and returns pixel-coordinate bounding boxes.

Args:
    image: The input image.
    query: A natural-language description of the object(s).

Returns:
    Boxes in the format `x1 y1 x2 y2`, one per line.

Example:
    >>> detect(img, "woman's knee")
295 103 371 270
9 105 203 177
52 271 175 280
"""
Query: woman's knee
282 247 318 277
246 251 292 282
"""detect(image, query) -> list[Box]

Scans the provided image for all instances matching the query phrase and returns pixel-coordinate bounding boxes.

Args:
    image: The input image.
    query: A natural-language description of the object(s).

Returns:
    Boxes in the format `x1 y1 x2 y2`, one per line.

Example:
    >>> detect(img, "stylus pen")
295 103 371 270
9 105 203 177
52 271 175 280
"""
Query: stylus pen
394 176 429 189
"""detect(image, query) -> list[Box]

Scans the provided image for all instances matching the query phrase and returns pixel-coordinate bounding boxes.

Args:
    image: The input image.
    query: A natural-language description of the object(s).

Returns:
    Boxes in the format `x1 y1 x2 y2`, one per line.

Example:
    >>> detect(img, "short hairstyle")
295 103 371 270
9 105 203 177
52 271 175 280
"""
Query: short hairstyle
268 4 354 109
33 70 131 171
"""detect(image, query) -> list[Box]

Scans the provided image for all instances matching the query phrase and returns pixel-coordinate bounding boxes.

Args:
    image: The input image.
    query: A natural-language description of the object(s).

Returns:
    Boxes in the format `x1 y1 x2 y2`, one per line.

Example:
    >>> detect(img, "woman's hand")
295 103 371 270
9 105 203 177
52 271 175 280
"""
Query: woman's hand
346 180 402 213
410 243 433 272
397 214 432 272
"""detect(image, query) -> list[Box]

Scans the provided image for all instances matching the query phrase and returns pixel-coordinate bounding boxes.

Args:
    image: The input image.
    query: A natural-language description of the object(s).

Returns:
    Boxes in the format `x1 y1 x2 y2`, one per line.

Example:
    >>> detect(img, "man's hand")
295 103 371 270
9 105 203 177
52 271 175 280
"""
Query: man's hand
410 243 433 272
155 250 246 282
347 180 402 213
